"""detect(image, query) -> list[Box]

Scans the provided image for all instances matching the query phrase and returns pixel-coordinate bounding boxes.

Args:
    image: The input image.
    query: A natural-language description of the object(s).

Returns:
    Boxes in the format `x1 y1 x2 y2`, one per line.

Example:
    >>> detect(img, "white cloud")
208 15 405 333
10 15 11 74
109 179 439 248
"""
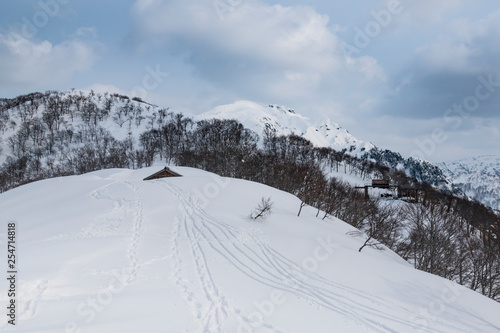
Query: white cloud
132 0 340 70
130 0 387 112
349 56 387 82
0 31 98 89
72 26 98 39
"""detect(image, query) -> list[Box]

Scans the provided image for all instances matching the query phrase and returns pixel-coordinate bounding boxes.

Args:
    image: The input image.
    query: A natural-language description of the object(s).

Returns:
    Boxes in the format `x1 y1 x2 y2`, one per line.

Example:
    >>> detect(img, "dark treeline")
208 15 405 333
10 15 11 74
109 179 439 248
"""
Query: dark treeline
1 90 499 301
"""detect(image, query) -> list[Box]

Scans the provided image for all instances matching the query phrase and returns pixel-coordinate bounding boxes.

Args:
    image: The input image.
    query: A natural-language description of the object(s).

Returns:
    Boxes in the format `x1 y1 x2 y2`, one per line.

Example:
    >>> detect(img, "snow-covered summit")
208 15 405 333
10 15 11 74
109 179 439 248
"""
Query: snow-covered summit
196 101 375 156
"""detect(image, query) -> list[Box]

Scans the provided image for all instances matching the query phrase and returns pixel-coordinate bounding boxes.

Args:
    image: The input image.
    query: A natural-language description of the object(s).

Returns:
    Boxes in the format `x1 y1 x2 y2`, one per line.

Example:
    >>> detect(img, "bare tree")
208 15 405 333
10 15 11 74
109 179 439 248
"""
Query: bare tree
296 164 327 217
250 197 273 220
350 200 401 252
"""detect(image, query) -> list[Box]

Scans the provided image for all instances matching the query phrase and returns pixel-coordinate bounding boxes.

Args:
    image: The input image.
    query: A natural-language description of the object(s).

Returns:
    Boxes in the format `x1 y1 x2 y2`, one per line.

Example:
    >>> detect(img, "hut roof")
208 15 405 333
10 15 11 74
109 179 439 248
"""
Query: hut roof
143 167 182 180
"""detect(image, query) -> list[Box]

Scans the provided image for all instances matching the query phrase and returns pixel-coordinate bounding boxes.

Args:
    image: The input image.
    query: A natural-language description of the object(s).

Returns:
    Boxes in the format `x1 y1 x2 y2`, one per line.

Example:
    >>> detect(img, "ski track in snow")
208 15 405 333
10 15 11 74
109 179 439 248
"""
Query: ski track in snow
158 180 468 333
4 181 147 329
53 179 146 284
161 181 287 333
47 181 137 241
83 180 144 284
124 181 144 283
5 175 484 332
18 279 49 322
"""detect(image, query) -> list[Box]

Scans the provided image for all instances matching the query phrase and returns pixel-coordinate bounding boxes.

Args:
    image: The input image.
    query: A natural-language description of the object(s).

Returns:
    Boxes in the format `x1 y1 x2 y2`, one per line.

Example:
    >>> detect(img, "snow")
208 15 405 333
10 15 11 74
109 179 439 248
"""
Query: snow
1 166 500 332
439 155 500 211
195 101 375 156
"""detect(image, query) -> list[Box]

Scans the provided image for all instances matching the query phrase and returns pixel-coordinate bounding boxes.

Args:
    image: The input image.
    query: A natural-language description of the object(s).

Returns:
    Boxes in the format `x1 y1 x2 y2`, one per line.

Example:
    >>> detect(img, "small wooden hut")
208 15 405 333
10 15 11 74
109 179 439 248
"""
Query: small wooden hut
372 179 390 188
143 167 182 180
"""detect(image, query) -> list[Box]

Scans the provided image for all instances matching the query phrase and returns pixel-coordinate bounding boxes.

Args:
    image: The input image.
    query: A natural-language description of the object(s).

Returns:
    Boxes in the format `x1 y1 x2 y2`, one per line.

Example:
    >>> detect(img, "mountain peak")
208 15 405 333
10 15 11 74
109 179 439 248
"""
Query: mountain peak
268 104 296 115
196 101 373 156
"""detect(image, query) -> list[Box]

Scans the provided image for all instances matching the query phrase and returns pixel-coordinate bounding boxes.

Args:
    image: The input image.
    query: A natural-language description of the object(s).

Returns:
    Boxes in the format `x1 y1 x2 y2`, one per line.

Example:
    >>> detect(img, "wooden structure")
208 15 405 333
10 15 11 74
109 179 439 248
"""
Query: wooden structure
143 167 182 180
355 178 427 203
355 185 370 199
355 179 392 199
372 179 390 188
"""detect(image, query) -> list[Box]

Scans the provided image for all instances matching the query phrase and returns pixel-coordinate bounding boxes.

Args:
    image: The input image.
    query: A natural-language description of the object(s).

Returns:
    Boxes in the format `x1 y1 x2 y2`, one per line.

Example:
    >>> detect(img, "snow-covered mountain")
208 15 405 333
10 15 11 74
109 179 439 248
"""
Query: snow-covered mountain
1 166 500 332
0 90 160 166
439 155 500 211
0 91 463 193
195 101 375 156
196 101 454 189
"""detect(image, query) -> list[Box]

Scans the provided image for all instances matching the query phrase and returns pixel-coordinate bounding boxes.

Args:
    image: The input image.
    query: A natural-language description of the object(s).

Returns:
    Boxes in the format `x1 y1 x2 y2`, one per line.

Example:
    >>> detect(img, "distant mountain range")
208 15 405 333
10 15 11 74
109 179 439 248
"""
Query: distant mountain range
439 155 500 212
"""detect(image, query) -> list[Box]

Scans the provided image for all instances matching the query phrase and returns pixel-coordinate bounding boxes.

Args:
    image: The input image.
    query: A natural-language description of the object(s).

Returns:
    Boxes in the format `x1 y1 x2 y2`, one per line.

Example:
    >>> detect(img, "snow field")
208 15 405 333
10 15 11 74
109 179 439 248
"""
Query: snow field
0 166 500 332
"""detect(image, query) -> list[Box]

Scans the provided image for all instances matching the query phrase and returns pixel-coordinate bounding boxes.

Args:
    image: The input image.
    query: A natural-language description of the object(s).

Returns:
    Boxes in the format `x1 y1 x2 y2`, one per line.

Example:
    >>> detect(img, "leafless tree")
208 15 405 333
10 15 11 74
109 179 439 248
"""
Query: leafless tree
250 197 273 220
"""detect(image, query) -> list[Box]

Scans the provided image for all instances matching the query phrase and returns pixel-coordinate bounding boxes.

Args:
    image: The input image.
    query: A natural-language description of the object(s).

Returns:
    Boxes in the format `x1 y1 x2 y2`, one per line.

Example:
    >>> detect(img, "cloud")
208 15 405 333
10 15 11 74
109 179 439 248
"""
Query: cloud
381 8 500 120
0 31 98 90
392 0 463 27
415 10 500 75
130 0 386 110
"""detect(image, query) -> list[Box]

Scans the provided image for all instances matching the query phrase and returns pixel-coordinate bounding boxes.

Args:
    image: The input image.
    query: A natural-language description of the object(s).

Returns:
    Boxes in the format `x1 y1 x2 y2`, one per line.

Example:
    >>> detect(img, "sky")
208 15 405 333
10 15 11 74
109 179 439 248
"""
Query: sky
0 0 499 163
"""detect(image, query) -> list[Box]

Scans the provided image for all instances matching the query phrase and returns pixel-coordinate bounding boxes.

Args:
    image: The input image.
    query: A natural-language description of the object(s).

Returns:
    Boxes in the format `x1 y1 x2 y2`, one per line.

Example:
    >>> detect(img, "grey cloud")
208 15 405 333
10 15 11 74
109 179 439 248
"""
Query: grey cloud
379 10 500 120
130 0 387 111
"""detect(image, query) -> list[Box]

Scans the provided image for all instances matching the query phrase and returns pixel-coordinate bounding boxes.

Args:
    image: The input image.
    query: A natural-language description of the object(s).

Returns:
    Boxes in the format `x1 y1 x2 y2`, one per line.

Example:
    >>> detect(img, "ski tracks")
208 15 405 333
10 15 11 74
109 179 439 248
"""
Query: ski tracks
89 180 145 283
162 181 286 333
123 181 144 283
16 181 146 328
160 180 420 333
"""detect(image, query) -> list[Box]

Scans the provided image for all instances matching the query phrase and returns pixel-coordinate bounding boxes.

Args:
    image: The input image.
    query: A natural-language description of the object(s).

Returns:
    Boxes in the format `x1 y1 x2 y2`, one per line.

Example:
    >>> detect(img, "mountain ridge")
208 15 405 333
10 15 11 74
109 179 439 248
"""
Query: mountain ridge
0 90 483 202
195 100 375 157
195 100 454 191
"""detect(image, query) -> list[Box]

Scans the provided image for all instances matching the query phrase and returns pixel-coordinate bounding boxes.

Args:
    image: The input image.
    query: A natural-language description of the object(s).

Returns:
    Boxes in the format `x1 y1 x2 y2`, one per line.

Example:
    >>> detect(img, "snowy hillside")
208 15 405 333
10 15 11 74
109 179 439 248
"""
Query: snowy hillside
439 155 500 211
195 101 454 188
0 90 162 165
0 90 454 192
1 166 500 332
195 101 375 156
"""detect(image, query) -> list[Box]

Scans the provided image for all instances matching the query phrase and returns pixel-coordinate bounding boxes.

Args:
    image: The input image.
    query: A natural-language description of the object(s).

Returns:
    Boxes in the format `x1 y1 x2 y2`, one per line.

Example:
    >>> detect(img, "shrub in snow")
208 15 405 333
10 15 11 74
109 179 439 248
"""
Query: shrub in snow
250 197 273 221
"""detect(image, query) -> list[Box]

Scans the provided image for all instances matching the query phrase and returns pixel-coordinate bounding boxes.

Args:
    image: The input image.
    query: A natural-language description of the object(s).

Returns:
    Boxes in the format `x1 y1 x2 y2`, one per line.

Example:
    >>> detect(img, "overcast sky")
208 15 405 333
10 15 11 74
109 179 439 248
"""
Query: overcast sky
1 0 500 163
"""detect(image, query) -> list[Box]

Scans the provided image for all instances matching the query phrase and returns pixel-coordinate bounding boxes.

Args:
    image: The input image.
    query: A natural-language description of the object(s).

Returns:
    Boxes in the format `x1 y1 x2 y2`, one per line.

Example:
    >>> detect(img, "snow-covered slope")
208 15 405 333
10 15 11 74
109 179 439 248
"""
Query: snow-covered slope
195 101 375 156
1 166 500 332
439 155 500 211
0 90 162 166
